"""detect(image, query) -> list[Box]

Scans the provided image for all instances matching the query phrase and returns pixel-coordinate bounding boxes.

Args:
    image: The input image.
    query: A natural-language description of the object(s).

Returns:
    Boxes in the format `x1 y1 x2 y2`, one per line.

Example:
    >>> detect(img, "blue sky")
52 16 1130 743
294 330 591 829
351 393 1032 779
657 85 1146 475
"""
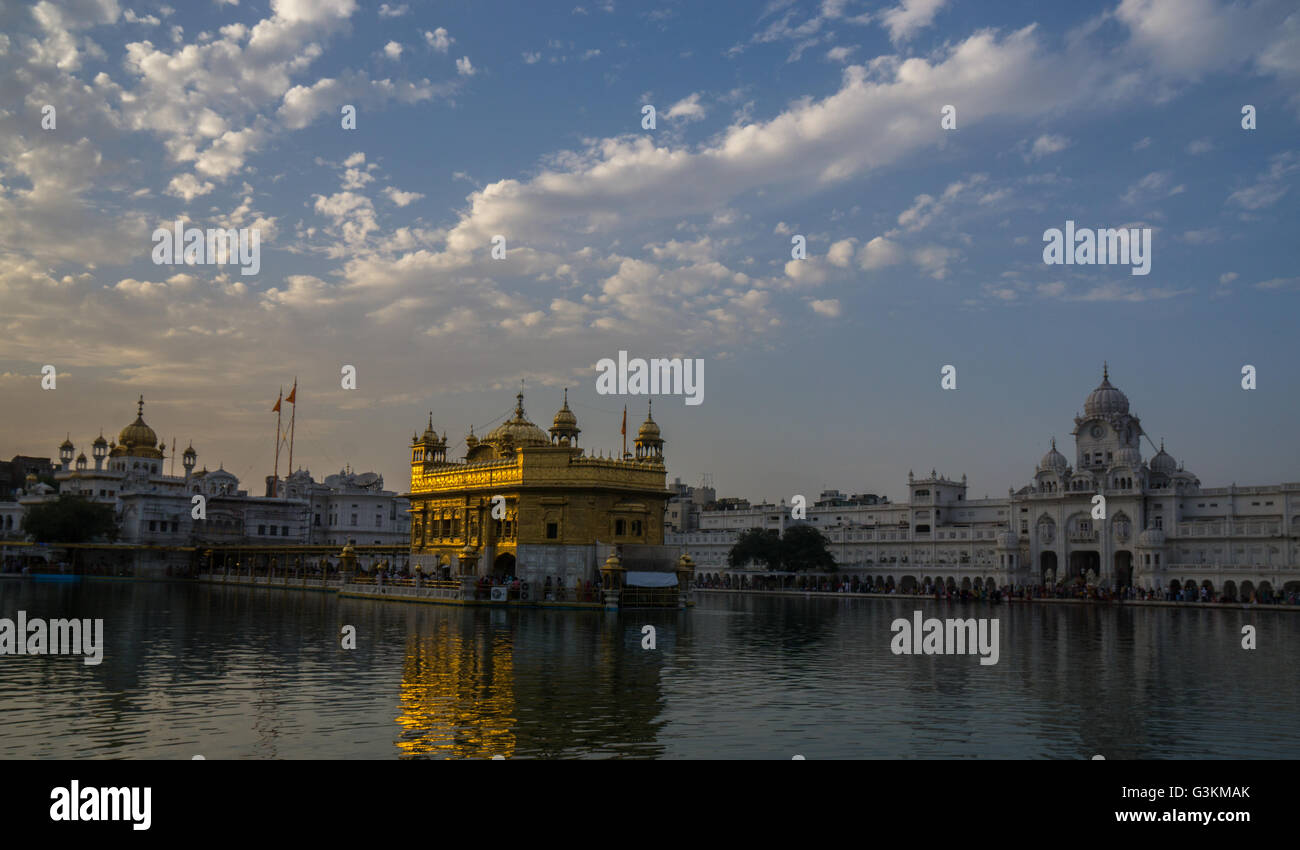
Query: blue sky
0 0 1297 501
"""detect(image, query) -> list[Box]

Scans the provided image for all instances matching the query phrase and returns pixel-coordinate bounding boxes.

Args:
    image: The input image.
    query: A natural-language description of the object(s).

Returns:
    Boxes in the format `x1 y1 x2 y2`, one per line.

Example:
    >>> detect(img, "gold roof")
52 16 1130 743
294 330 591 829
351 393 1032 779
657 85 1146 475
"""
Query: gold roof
111 395 164 459
485 392 550 449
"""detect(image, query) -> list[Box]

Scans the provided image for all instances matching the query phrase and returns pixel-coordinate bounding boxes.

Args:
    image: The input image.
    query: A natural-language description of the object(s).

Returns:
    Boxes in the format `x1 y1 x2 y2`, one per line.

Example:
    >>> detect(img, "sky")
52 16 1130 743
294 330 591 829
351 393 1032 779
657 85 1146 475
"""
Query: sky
0 0 1297 503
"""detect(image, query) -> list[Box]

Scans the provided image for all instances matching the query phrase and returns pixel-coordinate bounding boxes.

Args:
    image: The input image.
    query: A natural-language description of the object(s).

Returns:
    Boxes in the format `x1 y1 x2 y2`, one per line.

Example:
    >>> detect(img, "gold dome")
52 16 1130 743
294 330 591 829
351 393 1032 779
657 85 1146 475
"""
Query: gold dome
485 392 550 450
549 388 580 444
111 395 164 459
636 403 661 441
118 395 158 448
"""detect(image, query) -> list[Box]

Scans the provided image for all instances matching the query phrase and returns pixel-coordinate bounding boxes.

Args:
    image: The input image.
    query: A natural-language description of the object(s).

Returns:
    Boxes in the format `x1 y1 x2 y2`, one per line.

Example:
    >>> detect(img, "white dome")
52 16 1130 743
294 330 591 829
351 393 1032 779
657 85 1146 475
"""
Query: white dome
1114 447 1142 467
1149 443 1176 475
1084 366 1129 417
1039 438 1068 472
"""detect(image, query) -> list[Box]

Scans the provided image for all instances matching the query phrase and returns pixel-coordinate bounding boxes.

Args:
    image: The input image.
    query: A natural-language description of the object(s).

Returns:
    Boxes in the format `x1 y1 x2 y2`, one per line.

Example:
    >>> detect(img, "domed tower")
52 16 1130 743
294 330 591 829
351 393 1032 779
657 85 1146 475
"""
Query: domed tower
1072 364 1143 473
1034 438 1069 492
549 388 581 447
634 401 665 462
413 412 447 465
59 435 75 471
92 432 108 471
75 451 87 472
111 396 164 460
182 442 197 482
484 392 550 458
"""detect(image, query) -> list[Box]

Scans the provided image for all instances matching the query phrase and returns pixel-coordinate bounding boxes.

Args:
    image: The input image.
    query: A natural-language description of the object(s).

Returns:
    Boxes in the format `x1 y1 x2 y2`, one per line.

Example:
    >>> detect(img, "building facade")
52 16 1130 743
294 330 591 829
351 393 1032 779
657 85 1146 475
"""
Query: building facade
406 391 673 586
670 369 1300 600
1 396 405 574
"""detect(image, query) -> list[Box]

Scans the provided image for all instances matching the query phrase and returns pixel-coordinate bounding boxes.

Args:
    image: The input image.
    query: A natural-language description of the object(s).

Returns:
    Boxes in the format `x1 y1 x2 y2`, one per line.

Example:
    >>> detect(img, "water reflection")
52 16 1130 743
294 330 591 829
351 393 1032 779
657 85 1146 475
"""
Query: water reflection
0 581 1295 759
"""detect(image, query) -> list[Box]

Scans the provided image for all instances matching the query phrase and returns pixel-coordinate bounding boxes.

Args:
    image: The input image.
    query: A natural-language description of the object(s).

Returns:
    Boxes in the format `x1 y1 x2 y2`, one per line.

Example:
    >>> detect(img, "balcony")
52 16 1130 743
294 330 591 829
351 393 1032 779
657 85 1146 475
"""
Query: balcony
1068 531 1099 543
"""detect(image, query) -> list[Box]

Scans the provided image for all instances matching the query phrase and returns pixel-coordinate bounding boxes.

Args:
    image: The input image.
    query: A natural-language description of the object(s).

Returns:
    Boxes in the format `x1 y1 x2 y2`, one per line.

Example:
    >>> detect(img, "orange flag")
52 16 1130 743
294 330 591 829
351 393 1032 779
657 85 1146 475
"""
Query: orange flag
286 380 297 405
272 391 282 413
621 405 626 436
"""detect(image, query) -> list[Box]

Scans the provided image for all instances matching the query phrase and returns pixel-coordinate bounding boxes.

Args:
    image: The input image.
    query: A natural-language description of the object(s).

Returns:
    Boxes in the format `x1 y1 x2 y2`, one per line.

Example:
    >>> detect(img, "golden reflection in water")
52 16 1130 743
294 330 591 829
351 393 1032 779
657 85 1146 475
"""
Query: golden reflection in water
394 618 517 759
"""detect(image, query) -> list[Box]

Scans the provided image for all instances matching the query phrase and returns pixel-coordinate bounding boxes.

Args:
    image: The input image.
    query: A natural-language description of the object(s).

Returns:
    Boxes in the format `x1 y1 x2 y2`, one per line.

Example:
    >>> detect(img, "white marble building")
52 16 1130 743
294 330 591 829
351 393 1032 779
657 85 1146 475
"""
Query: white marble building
669 369 1299 600
3 397 406 572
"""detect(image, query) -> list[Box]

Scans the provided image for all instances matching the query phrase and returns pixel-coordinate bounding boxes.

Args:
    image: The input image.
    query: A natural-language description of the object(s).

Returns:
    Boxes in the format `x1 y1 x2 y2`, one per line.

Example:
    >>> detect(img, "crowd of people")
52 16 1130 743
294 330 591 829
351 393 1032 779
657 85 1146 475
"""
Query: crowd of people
692 572 1300 605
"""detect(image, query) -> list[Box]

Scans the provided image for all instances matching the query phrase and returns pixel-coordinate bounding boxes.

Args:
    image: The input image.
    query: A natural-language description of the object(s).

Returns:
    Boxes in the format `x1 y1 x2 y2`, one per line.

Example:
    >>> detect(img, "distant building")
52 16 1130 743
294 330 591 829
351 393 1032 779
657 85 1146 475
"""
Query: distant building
1 396 405 573
670 369 1300 600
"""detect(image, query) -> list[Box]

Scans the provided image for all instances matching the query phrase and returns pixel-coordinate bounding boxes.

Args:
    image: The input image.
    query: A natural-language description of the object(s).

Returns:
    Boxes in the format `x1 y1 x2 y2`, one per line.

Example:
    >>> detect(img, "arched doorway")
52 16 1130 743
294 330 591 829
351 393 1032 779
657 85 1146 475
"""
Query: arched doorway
493 552 516 577
1040 551 1058 583
1113 551 1133 588
1222 580 1237 601
1069 550 1100 582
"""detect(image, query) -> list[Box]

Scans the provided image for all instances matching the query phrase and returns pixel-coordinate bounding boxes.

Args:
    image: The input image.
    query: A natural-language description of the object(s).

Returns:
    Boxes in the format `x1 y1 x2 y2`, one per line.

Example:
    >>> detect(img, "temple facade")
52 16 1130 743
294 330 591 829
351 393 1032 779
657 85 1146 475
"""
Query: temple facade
406 391 674 587
670 368 1300 601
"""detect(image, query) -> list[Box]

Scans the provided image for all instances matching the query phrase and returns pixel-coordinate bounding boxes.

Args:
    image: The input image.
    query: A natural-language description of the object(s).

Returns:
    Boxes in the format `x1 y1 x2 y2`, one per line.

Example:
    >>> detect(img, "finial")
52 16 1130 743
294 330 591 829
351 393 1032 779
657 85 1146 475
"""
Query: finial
1160 438 1165 451
427 411 433 429
563 387 569 406
1050 437 1056 450
1103 361 1109 381
647 398 653 418
137 395 144 416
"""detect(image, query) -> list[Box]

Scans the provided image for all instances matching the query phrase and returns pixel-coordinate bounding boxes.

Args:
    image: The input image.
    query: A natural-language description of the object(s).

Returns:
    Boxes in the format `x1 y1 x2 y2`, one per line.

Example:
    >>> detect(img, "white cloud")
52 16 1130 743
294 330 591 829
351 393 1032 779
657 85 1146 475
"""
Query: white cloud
809 298 841 317
166 172 215 200
522 50 541 64
826 45 857 62
1121 170 1185 204
880 0 948 44
425 28 452 52
665 93 706 121
858 236 903 270
379 3 408 17
1027 133 1070 160
383 41 402 60
1186 137 1214 154
384 187 425 207
456 56 476 76
827 238 856 267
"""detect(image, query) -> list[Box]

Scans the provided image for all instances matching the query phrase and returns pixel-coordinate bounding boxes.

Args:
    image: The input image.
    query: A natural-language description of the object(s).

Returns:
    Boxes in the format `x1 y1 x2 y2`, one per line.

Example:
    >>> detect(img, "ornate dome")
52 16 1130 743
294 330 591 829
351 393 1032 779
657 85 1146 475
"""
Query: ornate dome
1115 446 1143 467
92 432 108 448
485 393 550 449
1039 438 1068 472
118 395 159 449
1084 364 1129 417
1149 440 1176 475
59 436 74 451
551 389 578 431
636 404 661 442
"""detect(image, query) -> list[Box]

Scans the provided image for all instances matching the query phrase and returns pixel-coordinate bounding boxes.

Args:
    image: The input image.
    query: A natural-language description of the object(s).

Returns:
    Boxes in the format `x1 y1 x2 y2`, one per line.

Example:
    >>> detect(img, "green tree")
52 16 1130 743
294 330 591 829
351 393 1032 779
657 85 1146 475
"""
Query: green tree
779 525 835 571
728 527 782 570
21 495 119 544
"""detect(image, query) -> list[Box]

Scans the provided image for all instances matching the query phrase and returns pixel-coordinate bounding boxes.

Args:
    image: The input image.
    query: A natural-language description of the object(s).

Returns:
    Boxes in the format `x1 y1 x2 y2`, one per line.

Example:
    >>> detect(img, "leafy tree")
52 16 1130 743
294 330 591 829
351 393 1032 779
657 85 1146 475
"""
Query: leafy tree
21 495 118 544
779 525 835 571
728 527 782 570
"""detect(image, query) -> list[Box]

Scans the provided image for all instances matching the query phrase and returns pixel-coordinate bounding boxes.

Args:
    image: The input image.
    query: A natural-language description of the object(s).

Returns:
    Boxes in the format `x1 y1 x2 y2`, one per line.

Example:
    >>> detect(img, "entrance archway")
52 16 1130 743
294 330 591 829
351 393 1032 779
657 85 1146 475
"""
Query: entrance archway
493 552 516 577
1069 550 1100 582
1113 551 1133 588
1040 551 1058 583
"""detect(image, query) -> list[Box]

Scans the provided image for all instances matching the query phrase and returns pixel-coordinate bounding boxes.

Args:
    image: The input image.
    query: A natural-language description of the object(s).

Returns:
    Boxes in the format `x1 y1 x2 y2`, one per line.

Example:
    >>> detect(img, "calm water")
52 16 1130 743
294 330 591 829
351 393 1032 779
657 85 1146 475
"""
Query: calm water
1 579 1296 759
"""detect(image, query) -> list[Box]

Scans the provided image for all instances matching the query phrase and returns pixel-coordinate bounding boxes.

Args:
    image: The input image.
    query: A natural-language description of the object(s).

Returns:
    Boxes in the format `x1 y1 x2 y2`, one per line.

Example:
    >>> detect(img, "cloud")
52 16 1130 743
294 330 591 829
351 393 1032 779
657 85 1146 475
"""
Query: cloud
1186 137 1214 154
826 45 857 62
522 50 541 64
384 187 425 207
1121 170 1185 204
379 3 408 17
880 0 948 43
456 56 476 76
383 41 402 60
425 28 452 52
858 236 904 270
665 93 706 121
1026 133 1069 160
827 238 857 267
1227 151 1298 210
809 298 841 317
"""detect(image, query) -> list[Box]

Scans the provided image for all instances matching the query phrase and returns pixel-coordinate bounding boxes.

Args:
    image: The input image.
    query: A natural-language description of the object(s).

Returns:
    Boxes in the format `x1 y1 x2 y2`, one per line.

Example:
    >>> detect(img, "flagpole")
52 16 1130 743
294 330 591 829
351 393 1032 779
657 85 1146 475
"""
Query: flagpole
273 387 282 497
286 378 297 500
621 404 627 459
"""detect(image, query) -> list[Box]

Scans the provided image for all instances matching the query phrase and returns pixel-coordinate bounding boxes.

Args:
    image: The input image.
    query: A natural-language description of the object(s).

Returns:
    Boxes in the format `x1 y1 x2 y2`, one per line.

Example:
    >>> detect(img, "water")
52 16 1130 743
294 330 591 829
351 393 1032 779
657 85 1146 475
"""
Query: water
1 580 1296 759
